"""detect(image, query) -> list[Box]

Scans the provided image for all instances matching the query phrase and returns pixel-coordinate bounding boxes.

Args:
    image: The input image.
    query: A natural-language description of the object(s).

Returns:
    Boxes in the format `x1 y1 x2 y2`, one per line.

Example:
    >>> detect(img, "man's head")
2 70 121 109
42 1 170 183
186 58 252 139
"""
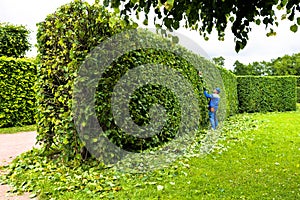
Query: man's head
214 88 221 94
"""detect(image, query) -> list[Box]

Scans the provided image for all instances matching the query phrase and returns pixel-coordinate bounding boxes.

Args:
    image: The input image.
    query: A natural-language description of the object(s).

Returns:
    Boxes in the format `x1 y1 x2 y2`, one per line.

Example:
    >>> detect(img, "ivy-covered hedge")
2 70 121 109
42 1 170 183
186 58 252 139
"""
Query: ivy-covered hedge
237 76 297 113
217 66 238 117
36 1 136 158
0 23 31 58
0 57 36 127
36 0 227 160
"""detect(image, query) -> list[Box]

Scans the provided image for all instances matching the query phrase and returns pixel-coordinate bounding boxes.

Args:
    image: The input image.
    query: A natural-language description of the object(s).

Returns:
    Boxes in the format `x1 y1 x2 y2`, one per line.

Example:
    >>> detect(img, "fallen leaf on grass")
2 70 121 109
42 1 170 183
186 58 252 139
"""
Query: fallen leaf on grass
255 168 262 173
157 185 164 190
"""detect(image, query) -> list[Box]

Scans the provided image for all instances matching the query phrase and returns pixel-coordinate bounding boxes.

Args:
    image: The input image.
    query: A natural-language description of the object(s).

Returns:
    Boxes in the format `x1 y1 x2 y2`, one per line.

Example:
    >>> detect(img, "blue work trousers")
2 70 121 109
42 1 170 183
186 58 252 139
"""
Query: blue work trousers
208 110 218 130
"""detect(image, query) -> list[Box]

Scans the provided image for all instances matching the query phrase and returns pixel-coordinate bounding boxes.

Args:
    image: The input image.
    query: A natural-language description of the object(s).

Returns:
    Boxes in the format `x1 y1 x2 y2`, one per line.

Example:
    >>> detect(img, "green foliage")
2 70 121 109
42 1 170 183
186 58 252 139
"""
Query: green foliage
233 60 251 75
2 110 300 199
272 53 300 76
212 56 225 67
233 53 300 77
217 66 238 117
0 57 36 128
36 0 137 159
297 87 300 103
92 46 208 153
0 23 31 58
237 76 297 113
103 0 300 52
36 0 216 160
233 60 273 76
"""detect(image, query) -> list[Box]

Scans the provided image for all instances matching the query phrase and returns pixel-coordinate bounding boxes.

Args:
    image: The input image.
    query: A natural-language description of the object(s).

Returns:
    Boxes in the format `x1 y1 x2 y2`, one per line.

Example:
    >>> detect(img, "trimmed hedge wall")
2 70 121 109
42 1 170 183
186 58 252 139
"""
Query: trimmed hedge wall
36 0 226 160
237 76 297 113
0 56 36 127
36 1 135 157
217 66 238 117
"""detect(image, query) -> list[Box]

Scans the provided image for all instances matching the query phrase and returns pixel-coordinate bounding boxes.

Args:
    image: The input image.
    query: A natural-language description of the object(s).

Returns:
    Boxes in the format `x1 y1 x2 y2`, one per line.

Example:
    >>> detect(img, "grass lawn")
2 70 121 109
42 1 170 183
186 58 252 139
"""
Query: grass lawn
113 110 300 199
1 106 299 199
0 124 36 134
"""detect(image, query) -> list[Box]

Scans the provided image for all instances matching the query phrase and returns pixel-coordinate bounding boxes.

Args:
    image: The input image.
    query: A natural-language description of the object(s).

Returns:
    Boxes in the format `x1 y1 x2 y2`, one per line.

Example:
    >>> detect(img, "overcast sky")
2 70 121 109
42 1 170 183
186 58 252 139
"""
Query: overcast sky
1 0 299 70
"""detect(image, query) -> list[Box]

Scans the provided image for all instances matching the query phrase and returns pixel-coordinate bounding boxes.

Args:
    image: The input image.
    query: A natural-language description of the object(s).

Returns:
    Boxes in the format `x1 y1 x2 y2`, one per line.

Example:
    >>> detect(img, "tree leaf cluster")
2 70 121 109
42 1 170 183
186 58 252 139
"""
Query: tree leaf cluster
103 0 300 52
0 23 31 58
233 53 300 77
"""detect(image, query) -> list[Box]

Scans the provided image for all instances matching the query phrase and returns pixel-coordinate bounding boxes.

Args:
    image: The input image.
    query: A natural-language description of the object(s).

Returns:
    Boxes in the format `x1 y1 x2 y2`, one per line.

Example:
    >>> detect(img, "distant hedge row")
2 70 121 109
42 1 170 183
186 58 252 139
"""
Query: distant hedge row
0 57 36 127
237 76 297 113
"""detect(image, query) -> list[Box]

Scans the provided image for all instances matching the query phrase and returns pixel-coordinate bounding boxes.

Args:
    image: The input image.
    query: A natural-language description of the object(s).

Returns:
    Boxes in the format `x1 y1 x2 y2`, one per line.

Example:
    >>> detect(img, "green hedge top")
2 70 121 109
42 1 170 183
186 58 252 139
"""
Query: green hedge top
237 76 297 113
0 23 31 58
0 56 36 128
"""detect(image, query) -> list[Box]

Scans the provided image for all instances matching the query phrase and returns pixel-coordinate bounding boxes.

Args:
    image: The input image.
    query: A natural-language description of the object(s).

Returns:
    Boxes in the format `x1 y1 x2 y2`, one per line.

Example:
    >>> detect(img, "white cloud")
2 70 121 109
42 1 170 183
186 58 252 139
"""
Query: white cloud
0 0 299 70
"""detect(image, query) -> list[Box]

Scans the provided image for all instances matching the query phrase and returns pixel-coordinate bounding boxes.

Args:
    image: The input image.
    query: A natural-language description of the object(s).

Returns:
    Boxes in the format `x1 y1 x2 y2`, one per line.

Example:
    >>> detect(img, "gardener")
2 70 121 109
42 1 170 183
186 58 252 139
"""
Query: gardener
198 71 221 130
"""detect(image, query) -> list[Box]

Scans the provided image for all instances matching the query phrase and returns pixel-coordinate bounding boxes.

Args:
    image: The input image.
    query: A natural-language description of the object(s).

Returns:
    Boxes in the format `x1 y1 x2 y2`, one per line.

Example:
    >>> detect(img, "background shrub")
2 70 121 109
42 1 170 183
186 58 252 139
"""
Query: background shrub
0 23 31 58
0 56 36 127
237 76 297 113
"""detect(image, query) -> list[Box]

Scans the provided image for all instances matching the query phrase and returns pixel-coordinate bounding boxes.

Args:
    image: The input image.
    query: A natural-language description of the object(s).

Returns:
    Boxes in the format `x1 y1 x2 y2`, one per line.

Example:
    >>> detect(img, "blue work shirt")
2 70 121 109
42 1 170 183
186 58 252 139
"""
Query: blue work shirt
204 91 220 110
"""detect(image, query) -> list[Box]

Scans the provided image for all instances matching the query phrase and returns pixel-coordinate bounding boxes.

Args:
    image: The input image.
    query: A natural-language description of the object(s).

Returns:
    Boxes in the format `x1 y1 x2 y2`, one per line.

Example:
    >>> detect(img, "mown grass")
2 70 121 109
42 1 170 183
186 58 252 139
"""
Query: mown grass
0 124 36 134
1 106 299 199
113 110 300 199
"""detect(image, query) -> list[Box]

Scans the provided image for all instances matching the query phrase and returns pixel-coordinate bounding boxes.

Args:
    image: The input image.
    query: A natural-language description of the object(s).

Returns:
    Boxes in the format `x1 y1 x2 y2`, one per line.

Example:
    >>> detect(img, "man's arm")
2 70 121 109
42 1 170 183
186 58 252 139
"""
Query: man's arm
204 90 212 98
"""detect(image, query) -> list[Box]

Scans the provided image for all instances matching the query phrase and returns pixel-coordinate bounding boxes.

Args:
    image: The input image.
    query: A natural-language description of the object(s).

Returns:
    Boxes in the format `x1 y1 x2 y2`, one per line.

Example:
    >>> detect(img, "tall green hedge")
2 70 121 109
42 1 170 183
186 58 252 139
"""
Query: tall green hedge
36 0 226 160
0 23 31 58
237 76 297 113
0 57 36 127
36 1 136 158
217 66 238 117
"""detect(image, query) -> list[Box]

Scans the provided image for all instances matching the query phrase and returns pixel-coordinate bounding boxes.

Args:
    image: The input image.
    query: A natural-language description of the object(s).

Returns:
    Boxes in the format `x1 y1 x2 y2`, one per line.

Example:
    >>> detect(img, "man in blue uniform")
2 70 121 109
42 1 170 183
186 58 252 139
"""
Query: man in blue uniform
198 71 221 130
204 87 221 130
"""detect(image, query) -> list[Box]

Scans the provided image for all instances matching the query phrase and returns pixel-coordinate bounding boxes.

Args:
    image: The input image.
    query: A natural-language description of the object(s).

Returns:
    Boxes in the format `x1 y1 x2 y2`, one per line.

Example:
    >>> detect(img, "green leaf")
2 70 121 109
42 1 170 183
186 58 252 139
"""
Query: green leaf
290 24 298 33
143 19 148 25
255 19 261 25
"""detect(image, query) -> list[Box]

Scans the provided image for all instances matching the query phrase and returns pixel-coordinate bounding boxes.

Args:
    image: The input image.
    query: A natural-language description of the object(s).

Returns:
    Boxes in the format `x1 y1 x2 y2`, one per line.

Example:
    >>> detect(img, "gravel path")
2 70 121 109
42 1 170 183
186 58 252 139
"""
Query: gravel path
0 131 38 200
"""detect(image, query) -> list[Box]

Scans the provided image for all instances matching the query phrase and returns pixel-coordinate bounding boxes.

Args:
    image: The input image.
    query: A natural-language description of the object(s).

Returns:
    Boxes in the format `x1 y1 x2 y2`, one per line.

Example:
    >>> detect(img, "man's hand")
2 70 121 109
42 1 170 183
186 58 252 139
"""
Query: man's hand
198 71 202 76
